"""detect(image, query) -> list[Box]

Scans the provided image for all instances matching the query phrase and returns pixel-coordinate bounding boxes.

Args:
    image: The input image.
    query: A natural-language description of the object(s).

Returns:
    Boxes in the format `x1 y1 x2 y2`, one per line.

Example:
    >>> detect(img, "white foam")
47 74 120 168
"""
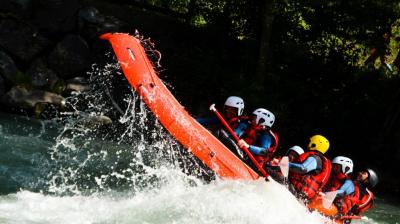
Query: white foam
0 176 328 224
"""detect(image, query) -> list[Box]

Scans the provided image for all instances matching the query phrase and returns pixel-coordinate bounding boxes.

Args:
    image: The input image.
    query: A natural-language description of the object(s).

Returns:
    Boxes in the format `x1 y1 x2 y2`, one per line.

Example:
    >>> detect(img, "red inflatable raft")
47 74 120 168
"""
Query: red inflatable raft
100 33 259 181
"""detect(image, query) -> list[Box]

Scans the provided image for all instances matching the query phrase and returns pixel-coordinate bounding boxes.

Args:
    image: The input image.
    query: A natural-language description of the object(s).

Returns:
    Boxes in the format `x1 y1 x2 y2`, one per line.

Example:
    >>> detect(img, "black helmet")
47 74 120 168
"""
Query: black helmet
367 168 379 188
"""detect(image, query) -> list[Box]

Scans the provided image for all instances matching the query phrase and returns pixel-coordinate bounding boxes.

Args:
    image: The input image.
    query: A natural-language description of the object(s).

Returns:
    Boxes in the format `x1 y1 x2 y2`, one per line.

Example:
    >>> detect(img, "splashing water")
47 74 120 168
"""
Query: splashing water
0 180 327 224
0 57 392 223
43 61 212 196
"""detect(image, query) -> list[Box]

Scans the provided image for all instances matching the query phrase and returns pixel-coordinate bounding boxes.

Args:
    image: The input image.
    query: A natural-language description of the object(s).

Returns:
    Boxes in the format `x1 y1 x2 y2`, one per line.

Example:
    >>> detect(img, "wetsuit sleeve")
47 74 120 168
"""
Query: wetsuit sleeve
289 157 318 174
335 179 355 197
234 122 248 137
248 134 272 155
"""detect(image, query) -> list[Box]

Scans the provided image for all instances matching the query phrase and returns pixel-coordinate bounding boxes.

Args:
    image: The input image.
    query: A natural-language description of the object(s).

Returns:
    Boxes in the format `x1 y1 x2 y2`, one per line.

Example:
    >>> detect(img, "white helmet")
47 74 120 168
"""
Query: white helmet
224 96 244 116
252 108 275 128
287 145 304 156
332 156 353 175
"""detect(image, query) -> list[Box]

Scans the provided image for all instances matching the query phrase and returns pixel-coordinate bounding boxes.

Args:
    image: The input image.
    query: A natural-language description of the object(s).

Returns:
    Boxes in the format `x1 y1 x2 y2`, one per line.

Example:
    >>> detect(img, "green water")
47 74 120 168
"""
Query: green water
0 112 399 224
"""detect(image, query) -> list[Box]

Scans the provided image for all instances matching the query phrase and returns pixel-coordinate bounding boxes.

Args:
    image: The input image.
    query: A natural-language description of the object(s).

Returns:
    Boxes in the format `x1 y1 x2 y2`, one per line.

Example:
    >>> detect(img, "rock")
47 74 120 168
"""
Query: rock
4 86 65 109
49 79 66 95
48 35 92 79
86 115 112 125
67 76 88 84
26 59 59 89
78 6 105 25
0 75 4 96
32 0 79 34
78 6 126 38
0 0 33 18
101 17 126 33
80 114 112 129
65 77 90 92
0 51 18 83
0 18 51 62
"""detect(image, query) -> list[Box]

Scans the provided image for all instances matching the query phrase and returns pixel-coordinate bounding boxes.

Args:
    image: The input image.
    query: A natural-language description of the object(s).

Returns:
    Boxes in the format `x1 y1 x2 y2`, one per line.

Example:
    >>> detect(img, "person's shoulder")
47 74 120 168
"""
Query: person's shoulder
237 120 250 127
239 114 251 121
309 154 322 162
345 179 354 185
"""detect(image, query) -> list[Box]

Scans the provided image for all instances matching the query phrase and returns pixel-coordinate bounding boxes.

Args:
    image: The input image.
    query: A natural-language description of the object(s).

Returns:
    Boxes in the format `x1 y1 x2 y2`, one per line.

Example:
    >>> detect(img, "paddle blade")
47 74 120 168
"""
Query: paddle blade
279 156 289 178
322 191 337 209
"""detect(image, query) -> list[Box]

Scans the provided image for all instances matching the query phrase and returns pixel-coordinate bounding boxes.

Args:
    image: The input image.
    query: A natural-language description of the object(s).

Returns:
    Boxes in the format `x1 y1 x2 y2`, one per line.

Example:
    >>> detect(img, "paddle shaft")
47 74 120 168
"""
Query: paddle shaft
209 104 269 178
341 215 362 220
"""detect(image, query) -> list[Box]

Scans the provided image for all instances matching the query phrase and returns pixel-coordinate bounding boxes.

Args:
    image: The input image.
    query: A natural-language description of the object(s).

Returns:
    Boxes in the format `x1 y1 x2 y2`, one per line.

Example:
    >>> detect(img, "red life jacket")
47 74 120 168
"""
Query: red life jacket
241 125 263 144
353 184 374 215
289 151 332 201
324 172 348 192
227 115 250 130
227 117 240 129
335 180 360 215
324 172 360 215
256 130 279 165
241 126 279 165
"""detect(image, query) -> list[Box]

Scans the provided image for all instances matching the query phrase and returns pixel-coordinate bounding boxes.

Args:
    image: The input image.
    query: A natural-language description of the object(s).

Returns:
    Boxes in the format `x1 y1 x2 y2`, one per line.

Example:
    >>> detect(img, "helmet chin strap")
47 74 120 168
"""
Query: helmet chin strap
252 123 266 130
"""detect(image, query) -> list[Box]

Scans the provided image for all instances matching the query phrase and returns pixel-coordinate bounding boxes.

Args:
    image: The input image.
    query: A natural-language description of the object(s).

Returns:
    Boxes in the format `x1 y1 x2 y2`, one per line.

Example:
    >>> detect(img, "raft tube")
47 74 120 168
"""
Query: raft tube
308 196 362 223
100 33 259 180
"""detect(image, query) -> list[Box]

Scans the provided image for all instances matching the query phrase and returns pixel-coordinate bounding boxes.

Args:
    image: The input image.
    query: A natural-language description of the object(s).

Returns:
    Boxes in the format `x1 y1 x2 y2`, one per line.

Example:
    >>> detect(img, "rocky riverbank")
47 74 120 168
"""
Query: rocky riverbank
0 0 128 120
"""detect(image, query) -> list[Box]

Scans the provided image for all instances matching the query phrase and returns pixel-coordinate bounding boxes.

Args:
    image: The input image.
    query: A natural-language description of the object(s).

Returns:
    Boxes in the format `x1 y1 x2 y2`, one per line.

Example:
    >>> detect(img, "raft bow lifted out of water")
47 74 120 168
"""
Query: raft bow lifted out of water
100 33 259 181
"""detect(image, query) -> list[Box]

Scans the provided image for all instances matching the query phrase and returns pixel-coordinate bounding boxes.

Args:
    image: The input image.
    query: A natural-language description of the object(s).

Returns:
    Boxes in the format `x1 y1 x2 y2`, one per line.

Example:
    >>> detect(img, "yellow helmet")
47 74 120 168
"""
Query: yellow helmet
308 135 330 154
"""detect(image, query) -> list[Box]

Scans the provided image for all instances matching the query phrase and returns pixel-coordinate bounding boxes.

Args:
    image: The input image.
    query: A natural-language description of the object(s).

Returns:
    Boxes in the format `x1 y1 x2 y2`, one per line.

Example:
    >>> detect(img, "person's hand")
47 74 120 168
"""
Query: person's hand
238 139 249 149
269 158 280 166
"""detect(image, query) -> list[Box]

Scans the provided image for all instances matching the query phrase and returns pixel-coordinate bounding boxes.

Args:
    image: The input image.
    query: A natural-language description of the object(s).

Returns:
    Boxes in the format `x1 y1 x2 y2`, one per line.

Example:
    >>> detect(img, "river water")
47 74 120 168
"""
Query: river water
0 63 399 224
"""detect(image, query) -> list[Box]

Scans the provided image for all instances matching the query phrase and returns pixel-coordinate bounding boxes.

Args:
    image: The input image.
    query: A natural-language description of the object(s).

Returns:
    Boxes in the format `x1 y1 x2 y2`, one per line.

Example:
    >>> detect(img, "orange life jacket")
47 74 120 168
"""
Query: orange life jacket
289 151 332 201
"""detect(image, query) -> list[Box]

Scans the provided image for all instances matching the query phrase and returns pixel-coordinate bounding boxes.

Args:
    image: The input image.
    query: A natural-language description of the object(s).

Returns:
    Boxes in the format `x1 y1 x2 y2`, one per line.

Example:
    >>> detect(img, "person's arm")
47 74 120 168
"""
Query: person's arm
234 122 248 137
248 134 272 155
289 157 318 174
335 179 355 197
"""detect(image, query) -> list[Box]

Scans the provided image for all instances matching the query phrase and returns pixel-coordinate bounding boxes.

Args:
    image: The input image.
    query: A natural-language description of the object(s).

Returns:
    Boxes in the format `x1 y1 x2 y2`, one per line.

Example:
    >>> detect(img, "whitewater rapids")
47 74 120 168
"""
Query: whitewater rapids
0 177 328 224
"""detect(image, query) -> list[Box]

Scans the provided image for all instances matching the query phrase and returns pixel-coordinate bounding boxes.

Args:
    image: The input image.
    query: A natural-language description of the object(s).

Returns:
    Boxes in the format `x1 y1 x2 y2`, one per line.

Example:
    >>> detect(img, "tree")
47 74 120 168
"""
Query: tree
256 0 275 91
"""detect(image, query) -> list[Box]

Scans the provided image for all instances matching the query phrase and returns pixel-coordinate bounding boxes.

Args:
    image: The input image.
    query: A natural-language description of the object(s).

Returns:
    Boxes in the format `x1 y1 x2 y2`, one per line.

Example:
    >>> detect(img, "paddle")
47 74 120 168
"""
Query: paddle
279 156 289 178
209 104 270 178
322 191 338 209
340 215 362 220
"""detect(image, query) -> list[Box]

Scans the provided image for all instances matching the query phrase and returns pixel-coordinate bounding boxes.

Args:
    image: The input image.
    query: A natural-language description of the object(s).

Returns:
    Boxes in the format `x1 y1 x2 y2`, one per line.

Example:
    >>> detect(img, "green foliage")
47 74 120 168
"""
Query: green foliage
272 0 399 69
145 0 190 13
191 14 207 26
137 0 399 73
